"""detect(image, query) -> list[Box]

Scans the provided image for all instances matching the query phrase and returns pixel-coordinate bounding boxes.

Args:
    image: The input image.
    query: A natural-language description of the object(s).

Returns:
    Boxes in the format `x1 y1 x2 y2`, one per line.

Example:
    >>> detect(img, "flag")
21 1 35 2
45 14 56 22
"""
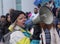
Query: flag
54 0 60 8
34 0 50 6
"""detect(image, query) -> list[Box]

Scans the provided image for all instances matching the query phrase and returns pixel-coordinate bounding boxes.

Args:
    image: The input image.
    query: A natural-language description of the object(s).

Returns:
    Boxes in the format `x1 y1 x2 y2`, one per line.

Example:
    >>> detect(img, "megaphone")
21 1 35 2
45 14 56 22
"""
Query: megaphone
39 6 53 24
25 6 53 28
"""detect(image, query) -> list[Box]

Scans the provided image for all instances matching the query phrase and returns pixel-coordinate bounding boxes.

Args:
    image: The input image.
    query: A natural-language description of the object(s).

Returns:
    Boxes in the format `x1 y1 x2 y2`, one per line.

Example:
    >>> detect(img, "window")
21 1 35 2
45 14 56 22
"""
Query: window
16 0 21 10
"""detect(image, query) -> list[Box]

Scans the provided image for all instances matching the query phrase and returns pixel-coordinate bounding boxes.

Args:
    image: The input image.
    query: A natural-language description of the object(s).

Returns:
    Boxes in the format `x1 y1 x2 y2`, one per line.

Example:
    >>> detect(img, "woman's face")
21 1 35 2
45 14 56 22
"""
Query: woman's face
7 15 11 22
16 14 27 28
57 24 60 29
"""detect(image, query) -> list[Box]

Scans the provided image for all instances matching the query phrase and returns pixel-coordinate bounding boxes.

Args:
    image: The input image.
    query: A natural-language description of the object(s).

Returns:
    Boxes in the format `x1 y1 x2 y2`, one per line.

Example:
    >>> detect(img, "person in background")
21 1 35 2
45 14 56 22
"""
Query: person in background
25 12 29 19
53 9 60 37
56 8 60 17
0 15 6 41
57 9 60 20
25 12 32 31
9 9 15 15
56 21 60 37
30 8 39 19
2 9 15 43
51 0 57 17
37 4 41 10
5 13 11 34
45 1 54 11
28 12 32 19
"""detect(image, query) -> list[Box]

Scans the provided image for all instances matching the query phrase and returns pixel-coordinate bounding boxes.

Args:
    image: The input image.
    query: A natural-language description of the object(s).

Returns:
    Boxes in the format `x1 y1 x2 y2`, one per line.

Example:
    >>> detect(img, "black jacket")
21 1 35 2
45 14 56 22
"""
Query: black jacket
32 24 42 40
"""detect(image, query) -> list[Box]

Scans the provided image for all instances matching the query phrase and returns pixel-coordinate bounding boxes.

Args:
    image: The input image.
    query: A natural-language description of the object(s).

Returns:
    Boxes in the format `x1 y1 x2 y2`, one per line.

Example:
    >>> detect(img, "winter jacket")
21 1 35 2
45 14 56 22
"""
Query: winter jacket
41 27 60 44
9 25 40 44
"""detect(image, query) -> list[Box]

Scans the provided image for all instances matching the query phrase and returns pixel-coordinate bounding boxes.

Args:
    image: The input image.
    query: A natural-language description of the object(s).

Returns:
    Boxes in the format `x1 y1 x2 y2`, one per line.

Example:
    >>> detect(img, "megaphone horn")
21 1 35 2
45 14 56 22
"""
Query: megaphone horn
39 6 53 24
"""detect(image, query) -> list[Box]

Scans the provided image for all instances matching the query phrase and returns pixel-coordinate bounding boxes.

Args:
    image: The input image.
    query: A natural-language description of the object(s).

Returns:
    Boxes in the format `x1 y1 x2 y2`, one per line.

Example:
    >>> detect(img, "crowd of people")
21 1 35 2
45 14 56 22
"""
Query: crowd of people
0 0 60 44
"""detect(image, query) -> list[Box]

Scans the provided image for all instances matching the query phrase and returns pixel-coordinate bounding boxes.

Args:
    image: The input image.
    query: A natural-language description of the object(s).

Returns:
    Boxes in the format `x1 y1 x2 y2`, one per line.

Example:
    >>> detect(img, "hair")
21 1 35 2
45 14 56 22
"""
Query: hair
9 9 15 17
49 1 52 4
34 8 38 10
38 4 41 8
1 15 6 18
9 10 26 30
40 22 55 30
10 10 26 16
10 10 26 23
6 13 10 21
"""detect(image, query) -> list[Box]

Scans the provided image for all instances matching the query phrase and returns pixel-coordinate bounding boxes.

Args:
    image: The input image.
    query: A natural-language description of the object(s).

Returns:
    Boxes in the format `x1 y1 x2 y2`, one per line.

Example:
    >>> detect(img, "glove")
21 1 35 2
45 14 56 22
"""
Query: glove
25 19 34 30
25 14 40 29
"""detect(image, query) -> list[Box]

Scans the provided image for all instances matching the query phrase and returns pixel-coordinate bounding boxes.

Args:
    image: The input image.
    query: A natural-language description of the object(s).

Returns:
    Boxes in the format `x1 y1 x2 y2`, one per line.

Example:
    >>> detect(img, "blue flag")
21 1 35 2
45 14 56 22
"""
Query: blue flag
41 0 50 6
34 0 42 6
34 0 50 6
54 0 60 8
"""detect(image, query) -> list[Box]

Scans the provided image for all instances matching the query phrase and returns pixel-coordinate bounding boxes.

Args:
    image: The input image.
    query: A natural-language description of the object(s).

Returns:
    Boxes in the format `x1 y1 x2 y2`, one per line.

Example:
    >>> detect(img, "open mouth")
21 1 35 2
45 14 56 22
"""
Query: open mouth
23 23 25 25
23 22 26 26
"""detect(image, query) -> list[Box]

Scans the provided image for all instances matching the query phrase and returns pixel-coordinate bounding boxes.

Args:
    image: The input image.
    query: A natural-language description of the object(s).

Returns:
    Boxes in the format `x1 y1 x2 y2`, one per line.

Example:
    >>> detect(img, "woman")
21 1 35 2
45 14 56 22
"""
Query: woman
5 13 11 34
56 21 60 37
40 22 60 44
9 10 40 44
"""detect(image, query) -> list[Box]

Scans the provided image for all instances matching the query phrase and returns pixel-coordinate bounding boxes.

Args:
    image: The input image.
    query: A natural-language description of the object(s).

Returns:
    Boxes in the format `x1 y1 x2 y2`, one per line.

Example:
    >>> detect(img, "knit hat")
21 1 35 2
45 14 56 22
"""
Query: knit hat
10 10 26 23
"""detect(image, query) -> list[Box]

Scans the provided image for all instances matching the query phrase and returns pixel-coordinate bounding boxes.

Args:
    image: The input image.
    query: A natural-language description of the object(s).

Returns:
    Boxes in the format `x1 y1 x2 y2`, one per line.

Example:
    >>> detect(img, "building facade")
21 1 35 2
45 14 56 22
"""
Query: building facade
0 0 36 16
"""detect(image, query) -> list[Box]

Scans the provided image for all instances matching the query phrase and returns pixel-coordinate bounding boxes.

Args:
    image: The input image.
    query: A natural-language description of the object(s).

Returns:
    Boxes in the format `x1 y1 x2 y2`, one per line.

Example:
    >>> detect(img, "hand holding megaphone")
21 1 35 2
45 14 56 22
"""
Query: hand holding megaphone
25 14 40 28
